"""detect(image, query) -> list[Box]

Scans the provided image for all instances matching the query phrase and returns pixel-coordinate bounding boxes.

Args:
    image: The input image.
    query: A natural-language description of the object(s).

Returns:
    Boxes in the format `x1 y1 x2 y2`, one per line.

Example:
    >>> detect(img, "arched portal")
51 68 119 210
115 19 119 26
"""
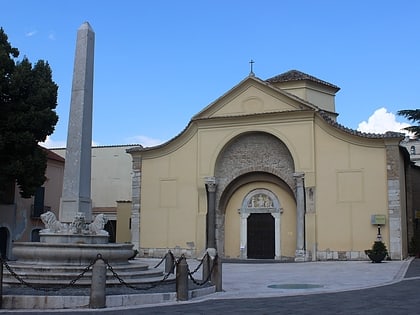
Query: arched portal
215 132 296 258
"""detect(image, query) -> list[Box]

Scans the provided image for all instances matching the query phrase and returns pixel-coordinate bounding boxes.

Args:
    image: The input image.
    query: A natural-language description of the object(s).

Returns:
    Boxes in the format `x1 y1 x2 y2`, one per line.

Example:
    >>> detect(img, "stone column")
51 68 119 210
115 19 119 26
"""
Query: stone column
294 172 305 261
239 212 250 259
205 177 217 249
60 22 95 223
272 212 281 259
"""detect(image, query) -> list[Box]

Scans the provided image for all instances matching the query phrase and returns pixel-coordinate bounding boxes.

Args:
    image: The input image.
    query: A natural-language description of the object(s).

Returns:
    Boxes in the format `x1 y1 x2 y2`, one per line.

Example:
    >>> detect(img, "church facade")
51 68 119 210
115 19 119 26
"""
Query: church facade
128 70 411 261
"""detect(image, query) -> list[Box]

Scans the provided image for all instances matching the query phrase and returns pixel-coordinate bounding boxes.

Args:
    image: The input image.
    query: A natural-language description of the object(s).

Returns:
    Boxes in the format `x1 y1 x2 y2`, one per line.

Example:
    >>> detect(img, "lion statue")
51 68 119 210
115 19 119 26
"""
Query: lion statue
40 211 65 233
88 214 109 235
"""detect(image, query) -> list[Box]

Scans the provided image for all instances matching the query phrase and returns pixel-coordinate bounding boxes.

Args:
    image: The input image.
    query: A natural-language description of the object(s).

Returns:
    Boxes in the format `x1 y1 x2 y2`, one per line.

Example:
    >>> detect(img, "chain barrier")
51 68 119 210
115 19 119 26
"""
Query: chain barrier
188 252 207 276
187 253 216 286
0 256 97 292
105 258 175 291
1 251 216 293
153 252 168 268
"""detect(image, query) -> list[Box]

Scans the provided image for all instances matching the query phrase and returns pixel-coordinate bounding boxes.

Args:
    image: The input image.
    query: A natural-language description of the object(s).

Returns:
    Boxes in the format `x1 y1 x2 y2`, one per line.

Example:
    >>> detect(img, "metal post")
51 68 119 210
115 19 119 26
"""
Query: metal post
90 256 106 308
165 251 175 274
176 256 188 301
211 254 223 292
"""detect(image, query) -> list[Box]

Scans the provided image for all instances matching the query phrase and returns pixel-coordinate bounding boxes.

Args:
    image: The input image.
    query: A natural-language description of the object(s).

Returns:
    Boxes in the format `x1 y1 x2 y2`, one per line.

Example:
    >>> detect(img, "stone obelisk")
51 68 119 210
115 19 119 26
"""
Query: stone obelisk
59 22 95 223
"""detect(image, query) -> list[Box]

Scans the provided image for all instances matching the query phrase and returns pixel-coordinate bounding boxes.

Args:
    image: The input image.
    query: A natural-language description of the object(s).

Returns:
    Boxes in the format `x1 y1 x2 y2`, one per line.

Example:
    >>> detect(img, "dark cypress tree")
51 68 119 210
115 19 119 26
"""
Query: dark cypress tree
0 27 58 198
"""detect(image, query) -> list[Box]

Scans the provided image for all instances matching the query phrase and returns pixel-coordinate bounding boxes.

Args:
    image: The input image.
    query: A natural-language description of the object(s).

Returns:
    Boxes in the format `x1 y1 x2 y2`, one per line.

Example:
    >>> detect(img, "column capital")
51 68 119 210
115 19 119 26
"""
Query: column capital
293 172 305 179
205 176 217 192
293 172 305 188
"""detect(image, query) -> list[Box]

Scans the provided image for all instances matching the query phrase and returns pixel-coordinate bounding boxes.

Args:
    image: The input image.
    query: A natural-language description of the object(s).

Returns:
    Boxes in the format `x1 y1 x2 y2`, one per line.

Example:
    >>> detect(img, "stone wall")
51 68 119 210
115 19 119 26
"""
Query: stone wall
130 155 142 251
386 143 404 260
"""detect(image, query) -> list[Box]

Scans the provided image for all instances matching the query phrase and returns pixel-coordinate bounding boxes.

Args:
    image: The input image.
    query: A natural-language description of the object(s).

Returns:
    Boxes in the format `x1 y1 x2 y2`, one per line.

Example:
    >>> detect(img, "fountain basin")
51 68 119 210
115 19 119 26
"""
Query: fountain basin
40 232 109 244
12 242 135 265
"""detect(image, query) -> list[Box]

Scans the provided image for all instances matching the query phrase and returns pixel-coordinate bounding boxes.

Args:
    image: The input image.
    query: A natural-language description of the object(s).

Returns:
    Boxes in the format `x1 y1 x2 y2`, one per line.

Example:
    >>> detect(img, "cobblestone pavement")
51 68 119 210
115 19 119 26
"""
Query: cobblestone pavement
1 258 420 315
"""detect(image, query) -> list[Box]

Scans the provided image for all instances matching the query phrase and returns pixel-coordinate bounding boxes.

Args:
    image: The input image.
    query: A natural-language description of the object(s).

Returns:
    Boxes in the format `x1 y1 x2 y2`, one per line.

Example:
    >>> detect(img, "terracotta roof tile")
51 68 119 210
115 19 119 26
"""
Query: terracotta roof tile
318 111 404 139
266 70 340 91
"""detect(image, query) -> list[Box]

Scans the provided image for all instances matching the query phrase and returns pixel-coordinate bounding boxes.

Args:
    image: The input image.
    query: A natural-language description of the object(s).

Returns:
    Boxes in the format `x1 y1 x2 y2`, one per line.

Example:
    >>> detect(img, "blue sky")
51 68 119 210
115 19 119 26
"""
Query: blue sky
1 1 419 147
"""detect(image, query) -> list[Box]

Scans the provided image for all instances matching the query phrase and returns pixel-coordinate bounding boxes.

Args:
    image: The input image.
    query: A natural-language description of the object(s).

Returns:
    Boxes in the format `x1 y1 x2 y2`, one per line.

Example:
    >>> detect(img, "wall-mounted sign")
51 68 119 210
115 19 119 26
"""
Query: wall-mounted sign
371 214 386 225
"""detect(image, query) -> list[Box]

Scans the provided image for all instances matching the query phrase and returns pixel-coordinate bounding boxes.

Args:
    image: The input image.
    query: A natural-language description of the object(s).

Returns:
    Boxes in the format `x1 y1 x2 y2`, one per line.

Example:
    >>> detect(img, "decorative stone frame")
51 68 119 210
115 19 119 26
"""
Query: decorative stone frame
239 189 283 259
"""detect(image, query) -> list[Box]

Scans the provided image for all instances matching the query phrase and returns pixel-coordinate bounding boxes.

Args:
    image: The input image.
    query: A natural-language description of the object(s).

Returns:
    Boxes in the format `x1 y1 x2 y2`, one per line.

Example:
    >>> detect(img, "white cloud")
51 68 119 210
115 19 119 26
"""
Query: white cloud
126 135 165 147
25 30 37 37
48 32 56 40
39 136 100 148
39 136 66 149
357 107 411 135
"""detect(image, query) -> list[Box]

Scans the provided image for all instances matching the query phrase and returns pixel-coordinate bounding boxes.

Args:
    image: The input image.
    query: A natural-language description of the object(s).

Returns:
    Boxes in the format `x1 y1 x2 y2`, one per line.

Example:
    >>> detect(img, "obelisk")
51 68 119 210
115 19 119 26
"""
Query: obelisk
59 22 95 223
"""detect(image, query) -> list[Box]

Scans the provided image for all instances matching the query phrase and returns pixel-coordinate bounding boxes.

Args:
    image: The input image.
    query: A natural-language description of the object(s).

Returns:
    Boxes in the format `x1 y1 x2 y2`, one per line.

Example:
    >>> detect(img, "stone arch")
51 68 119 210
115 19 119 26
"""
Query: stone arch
214 131 295 256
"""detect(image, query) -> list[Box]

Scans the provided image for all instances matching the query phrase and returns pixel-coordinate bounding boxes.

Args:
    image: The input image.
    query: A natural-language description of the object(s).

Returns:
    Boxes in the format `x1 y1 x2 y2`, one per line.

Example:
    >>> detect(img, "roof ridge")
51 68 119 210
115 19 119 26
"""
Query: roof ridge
318 111 404 139
266 69 340 91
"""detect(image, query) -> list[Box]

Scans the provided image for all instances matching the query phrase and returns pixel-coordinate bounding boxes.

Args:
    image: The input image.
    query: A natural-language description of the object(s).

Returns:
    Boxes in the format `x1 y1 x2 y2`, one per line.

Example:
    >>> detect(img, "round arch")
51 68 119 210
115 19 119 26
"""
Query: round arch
213 131 296 257
207 127 300 176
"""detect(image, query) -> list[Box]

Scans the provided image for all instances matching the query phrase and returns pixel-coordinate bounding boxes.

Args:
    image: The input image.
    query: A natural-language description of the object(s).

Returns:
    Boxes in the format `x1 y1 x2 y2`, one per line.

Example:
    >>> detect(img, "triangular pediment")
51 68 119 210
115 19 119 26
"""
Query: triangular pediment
193 76 318 120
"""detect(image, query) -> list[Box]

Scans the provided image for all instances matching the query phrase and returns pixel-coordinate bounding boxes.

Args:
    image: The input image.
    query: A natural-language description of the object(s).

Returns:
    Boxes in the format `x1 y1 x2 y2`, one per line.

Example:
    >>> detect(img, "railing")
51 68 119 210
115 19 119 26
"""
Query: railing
0 249 222 309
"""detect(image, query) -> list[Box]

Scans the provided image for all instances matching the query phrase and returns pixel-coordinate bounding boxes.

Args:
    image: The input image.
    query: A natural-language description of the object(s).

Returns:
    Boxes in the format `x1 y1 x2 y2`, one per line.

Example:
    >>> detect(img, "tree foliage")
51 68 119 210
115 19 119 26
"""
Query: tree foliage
397 109 420 137
0 27 58 198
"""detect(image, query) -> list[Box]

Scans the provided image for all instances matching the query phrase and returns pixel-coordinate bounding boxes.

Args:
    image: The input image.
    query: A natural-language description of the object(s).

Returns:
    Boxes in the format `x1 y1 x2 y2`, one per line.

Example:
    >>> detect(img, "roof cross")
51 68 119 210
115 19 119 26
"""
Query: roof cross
249 59 255 76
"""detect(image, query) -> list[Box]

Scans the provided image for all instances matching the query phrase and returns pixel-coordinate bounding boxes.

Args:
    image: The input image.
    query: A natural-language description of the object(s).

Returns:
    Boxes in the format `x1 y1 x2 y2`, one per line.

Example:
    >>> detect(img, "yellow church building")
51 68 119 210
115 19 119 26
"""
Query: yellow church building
127 70 413 261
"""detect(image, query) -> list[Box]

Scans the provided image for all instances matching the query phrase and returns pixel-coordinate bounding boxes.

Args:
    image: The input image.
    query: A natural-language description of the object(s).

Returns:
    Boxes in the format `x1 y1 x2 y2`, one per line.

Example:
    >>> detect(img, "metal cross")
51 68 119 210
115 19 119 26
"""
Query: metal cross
249 59 255 75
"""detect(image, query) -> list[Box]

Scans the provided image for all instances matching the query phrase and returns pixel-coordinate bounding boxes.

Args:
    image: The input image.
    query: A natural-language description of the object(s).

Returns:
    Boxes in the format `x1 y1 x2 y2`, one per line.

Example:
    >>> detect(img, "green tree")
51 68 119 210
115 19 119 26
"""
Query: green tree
0 27 58 199
397 109 420 137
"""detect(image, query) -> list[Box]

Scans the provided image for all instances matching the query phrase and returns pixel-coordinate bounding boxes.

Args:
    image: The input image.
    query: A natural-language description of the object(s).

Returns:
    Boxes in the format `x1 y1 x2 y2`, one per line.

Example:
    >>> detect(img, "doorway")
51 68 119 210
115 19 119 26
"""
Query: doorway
247 213 275 259
0 227 9 259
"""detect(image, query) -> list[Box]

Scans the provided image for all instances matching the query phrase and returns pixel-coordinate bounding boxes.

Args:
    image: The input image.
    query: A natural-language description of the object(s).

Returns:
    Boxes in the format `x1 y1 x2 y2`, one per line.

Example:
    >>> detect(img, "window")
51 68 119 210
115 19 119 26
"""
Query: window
32 187 45 218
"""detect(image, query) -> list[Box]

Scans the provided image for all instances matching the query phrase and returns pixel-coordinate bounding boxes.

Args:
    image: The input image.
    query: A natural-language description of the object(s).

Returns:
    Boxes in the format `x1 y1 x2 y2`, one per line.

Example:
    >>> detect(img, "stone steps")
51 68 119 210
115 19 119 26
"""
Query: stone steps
4 274 176 287
5 261 150 273
3 259 174 287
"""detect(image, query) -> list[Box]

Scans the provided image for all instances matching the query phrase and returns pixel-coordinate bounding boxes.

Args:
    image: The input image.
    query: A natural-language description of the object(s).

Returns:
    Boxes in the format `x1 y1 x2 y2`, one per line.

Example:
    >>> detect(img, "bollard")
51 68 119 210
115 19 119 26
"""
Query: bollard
176 256 189 301
202 252 210 282
89 256 107 308
165 251 175 274
211 254 223 292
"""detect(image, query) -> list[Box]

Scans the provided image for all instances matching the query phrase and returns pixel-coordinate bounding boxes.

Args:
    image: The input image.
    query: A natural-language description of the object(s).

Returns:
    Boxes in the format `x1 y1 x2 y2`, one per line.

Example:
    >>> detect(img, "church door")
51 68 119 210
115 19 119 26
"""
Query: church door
247 213 275 259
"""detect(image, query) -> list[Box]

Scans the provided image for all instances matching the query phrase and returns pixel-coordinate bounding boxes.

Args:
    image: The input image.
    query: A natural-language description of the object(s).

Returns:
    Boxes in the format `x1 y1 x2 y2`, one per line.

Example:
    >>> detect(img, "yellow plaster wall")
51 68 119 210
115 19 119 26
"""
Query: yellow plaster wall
314 122 389 252
211 86 299 117
139 114 317 255
224 182 297 258
198 119 315 177
116 201 131 243
140 135 202 251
